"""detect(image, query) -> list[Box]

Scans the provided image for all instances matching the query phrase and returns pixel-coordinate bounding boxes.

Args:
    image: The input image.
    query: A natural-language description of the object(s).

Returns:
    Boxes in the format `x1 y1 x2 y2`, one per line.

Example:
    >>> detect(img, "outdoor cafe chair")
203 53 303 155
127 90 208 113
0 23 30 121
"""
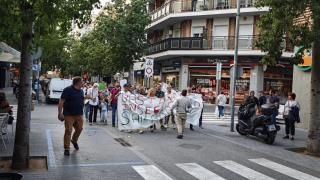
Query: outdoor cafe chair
0 113 10 150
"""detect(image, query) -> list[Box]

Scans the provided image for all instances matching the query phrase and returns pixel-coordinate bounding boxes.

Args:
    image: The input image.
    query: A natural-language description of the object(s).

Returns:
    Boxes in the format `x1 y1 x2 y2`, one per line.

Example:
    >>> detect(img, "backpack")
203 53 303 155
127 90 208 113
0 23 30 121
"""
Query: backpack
289 106 300 123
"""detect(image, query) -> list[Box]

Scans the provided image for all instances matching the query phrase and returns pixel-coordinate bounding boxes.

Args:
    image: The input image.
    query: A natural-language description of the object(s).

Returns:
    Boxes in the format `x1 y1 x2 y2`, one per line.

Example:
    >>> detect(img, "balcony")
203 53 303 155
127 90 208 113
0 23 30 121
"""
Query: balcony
148 37 207 54
150 0 256 22
147 35 293 55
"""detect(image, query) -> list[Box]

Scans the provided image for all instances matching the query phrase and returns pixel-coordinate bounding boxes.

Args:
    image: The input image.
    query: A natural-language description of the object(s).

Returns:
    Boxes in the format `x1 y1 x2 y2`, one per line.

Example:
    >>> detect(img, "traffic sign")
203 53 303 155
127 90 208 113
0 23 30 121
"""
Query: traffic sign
144 57 154 78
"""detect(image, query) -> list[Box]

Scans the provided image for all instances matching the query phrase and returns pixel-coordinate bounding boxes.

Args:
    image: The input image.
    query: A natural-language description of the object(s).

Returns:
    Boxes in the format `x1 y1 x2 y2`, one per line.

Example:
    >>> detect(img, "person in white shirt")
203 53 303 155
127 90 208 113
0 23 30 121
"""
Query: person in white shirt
283 93 300 140
216 91 227 118
82 83 91 121
164 86 176 129
88 83 99 125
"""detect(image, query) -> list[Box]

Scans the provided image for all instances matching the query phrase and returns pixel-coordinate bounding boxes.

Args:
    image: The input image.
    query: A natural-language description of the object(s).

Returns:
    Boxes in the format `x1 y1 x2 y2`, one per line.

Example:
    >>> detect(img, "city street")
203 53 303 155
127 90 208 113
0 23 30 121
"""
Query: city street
1 90 320 180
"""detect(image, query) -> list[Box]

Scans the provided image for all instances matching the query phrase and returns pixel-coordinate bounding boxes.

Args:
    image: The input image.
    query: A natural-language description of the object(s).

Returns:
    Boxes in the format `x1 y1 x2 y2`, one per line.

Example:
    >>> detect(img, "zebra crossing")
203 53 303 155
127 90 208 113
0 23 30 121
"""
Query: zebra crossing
202 112 238 124
132 158 320 180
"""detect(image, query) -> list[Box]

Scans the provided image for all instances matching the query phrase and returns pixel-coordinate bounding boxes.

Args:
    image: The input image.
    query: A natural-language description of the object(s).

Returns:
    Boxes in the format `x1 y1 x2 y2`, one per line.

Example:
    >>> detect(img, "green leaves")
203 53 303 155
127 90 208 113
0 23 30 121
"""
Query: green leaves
68 0 150 76
255 0 316 65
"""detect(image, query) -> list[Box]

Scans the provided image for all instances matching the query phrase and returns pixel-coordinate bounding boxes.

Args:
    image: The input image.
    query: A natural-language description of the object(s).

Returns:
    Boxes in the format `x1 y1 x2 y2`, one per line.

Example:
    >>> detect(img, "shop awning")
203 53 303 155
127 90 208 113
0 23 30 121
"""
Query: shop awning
0 42 21 63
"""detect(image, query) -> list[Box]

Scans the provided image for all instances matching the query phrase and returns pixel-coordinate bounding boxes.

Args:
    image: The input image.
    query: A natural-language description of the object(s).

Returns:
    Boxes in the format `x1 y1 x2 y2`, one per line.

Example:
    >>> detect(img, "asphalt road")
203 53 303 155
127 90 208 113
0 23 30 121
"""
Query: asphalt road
4 102 320 180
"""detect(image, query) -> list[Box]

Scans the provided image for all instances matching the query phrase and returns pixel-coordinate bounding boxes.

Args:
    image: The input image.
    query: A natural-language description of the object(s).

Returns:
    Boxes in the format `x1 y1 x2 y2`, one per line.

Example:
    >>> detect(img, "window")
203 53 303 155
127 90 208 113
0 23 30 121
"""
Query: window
192 26 204 37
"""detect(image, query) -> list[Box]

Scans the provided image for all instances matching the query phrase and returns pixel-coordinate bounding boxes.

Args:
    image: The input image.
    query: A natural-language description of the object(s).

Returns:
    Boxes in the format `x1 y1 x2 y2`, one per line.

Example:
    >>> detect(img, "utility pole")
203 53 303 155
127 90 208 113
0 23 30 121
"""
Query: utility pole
230 0 241 132
215 60 222 102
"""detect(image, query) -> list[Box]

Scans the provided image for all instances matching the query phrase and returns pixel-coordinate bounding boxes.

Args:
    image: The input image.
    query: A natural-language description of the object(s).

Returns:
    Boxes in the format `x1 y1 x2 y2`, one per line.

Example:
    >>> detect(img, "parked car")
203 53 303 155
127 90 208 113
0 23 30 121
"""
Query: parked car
45 78 72 103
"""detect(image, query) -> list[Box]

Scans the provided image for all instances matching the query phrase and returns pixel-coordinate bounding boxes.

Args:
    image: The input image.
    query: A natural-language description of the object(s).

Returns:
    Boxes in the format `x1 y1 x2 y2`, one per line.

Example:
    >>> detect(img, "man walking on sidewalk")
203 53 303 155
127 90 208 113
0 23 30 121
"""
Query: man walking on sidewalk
172 90 191 139
58 77 84 156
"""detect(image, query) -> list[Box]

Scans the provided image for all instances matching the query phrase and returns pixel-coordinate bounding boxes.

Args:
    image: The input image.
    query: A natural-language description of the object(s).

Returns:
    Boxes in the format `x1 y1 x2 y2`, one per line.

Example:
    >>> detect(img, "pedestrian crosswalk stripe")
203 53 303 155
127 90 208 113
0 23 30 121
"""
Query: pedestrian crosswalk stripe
176 163 226 180
214 160 275 180
133 165 173 180
249 158 320 180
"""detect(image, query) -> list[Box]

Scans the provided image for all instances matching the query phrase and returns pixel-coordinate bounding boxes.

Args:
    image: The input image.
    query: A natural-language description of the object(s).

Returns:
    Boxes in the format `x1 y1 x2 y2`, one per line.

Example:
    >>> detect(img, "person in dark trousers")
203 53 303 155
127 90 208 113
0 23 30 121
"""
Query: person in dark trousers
258 91 267 106
269 90 280 125
88 83 99 125
190 85 204 130
58 77 84 156
283 93 300 140
155 83 166 131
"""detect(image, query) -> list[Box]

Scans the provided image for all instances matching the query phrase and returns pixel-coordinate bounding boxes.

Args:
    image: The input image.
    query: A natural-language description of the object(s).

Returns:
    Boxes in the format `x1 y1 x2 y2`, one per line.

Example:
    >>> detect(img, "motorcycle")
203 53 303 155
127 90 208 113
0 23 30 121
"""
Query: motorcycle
236 103 280 145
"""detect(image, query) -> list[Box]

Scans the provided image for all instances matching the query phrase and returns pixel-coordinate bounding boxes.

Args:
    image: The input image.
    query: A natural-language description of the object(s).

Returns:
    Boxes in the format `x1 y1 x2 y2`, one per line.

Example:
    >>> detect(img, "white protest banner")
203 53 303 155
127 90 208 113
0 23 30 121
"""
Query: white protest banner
117 92 203 130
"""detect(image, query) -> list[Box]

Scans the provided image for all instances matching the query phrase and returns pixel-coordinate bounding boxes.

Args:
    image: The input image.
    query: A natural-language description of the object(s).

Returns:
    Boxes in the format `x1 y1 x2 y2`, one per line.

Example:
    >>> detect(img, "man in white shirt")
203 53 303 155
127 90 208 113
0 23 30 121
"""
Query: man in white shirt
217 91 227 118
88 83 99 125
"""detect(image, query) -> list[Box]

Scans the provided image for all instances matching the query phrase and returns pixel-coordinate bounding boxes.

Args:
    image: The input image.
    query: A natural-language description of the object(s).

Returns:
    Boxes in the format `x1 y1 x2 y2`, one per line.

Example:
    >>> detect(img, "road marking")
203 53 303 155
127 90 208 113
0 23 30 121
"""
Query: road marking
133 165 173 180
214 160 275 180
249 158 320 180
176 163 225 180
58 161 145 167
46 129 56 168
102 127 177 180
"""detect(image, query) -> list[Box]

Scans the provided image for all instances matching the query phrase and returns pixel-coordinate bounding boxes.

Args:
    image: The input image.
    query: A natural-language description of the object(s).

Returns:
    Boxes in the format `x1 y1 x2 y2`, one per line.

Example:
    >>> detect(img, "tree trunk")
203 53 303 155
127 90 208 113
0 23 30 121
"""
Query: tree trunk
307 2 320 155
12 2 33 169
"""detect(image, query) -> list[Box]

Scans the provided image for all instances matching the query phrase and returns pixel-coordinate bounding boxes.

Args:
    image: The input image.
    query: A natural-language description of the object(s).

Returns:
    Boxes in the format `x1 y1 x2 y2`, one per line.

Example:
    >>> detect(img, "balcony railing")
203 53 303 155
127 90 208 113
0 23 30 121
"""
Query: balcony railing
150 0 256 22
147 35 293 55
148 37 207 54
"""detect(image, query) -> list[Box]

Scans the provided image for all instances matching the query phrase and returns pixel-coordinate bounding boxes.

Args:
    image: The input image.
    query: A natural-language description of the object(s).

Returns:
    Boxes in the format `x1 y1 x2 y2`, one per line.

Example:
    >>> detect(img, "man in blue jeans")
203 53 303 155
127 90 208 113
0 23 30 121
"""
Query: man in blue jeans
110 83 120 127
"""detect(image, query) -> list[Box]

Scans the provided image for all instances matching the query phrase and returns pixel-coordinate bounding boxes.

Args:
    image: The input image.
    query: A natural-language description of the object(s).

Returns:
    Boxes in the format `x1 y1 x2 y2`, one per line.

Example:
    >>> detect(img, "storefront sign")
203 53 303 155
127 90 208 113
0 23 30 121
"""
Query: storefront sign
134 70 144 76
161 66 180 73
145 58 154 78
117 93 203 130
295 47 312 72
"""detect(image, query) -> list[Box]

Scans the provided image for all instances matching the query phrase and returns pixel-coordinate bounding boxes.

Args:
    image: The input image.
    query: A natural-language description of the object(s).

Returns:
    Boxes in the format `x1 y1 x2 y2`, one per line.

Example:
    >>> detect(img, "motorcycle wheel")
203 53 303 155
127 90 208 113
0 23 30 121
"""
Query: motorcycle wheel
265 131 276 145
236 124 247 136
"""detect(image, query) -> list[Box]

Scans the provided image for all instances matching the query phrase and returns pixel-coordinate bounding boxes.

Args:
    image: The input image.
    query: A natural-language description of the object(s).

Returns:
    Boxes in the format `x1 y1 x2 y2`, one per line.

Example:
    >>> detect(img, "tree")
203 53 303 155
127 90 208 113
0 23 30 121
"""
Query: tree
93 0 150 72
256 0 320 154
0 0 100 169
40 33 71 74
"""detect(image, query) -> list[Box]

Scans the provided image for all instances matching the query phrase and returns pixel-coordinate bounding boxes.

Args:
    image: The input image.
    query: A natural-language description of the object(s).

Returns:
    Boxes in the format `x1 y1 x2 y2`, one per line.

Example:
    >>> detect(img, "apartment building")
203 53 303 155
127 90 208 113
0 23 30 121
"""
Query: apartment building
143 0 294 103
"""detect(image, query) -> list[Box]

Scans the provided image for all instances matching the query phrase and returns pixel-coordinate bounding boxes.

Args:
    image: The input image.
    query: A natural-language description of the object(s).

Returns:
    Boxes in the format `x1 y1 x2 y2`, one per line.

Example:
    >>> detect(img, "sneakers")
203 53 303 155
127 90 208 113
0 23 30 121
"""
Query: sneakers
64 149 70 156
177 135 183 139
283 135 289 139
71 141 79 150
89 122 93 126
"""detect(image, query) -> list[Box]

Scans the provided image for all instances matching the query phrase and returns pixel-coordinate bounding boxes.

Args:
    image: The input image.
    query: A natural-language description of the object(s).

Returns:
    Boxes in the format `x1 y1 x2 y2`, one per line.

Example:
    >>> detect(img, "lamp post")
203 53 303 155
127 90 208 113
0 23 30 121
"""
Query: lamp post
230 0 241 132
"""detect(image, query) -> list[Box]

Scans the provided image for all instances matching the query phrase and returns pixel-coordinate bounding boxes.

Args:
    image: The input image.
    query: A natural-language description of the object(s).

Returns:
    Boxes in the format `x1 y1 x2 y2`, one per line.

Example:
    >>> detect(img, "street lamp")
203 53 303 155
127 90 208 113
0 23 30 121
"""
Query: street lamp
230 0 241 132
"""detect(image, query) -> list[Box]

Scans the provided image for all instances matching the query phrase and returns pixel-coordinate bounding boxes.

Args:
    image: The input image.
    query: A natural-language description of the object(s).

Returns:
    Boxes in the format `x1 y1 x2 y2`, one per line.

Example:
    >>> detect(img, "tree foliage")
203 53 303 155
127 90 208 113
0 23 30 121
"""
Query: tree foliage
0 0 100 169
69 0 150 76
255 0 317 65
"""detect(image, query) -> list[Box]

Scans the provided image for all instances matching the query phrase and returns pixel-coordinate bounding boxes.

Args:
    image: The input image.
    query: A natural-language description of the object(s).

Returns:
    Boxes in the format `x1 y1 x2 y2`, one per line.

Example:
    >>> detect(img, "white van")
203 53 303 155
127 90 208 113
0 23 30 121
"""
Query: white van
46 78 72 103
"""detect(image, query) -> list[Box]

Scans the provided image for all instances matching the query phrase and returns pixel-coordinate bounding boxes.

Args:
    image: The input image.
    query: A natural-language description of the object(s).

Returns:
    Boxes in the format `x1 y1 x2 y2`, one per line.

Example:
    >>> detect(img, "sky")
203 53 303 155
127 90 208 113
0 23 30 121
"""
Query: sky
92 0 110 15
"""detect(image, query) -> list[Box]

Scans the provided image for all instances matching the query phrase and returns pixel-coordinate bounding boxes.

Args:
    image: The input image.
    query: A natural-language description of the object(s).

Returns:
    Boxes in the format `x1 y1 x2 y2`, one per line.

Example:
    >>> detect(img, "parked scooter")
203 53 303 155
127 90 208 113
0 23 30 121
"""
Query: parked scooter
236 103 280 144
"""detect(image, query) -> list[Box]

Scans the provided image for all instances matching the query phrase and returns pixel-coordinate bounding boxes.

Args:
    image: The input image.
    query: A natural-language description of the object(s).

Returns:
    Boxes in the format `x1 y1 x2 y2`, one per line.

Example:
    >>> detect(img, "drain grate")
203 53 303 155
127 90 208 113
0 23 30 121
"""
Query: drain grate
114 138 132 147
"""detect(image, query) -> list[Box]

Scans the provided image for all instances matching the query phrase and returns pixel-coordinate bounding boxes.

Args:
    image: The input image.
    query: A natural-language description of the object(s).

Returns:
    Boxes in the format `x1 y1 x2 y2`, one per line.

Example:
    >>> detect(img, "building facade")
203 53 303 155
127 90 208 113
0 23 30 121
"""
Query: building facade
143 0 294 103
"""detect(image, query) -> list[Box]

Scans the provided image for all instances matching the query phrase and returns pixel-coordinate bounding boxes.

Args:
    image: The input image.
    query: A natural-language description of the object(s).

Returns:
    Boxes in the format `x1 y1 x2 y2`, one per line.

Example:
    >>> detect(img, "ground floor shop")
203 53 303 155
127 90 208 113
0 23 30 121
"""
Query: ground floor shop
152 56 293 104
